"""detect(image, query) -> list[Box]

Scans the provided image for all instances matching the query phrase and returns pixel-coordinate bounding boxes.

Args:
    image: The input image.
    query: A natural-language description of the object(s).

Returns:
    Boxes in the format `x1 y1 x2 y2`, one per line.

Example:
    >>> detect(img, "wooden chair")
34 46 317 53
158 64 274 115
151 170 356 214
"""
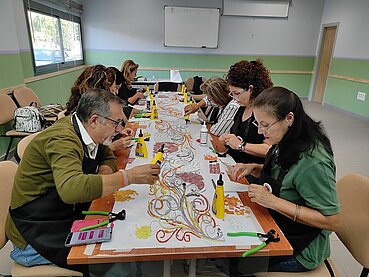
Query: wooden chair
13 87 60 125
185 76 206 102
256 173 369 277
14 132 40 162
0 94 34 160
12 87 42 108
0 161 83 277
154 81 181 92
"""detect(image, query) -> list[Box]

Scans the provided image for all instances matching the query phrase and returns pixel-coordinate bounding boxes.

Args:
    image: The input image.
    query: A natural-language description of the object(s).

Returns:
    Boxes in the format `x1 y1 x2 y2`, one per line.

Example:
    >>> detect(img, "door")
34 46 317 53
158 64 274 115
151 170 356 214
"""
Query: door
313 25 337 104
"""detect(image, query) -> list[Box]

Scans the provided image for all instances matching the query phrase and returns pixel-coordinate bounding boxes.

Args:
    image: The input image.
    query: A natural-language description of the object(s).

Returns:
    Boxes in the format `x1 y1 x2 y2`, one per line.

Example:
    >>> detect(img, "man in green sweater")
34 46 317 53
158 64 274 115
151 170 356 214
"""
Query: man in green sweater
6 89 160 273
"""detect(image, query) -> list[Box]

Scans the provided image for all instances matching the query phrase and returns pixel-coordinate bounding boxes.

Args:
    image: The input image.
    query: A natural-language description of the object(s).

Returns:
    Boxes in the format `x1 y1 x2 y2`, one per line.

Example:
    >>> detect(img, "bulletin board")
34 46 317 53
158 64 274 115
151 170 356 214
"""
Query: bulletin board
164 6 220 49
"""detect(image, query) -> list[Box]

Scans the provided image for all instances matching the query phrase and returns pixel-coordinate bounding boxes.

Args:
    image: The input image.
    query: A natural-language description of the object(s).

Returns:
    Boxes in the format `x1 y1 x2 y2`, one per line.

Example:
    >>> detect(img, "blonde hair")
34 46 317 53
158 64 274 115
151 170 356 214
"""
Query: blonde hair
200 77 232 107
120 60 139 88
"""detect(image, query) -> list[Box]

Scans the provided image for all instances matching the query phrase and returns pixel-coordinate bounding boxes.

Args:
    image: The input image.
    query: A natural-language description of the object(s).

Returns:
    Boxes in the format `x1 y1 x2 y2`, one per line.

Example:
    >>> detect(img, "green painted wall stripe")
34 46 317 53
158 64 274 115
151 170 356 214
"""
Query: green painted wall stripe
2 51 369 158
0 54 24 88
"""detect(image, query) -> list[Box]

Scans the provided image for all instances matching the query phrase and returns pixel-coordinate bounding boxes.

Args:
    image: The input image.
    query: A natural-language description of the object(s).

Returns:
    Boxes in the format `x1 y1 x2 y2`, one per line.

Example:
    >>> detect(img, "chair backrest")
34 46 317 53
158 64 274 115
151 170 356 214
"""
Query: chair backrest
185 76 205 94
0 94 18 124
16 132 40 162
154 82 181 92
13 87 42 108
336 173 369 268
0 161 18 248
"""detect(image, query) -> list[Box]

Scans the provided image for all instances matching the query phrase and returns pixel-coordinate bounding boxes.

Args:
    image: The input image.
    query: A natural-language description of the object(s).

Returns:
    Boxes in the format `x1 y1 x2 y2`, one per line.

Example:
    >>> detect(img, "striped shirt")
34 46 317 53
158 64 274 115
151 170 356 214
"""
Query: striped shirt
209 100 240 136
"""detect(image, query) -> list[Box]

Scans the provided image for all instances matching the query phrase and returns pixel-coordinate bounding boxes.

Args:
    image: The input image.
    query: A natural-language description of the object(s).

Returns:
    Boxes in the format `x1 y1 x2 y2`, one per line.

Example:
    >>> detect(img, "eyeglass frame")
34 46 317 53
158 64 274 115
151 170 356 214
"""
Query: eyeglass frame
252 119 280 132
97 114 125 129
228 88 246 99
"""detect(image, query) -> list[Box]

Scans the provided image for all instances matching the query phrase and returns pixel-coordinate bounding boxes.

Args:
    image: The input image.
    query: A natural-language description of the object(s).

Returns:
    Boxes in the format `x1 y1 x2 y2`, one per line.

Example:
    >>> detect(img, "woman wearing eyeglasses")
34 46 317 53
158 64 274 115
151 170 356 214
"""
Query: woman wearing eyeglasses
219 60 273 181
228 87 340 273
184 77 239 136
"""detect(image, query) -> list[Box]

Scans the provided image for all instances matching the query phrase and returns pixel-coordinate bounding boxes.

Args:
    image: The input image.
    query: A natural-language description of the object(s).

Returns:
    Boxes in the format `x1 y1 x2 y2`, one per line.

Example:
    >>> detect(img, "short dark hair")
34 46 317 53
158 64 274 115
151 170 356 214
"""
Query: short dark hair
76 89 124 123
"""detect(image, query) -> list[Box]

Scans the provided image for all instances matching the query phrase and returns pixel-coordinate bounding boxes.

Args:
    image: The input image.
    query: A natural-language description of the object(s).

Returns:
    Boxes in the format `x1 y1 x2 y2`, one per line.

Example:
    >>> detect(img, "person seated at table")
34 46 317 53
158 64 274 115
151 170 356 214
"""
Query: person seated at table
227 86 340 274
107 66 124 95
65 65 118 115
219 60 273 167
184 77 239 136
65 65 132 152
118 59 145 106
6 89 160 275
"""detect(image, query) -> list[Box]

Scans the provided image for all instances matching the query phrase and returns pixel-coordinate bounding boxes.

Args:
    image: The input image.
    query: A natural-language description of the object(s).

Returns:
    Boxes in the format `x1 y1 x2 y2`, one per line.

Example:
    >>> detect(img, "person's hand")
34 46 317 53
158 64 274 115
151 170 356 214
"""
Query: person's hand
136 91 144 99
184 103 199 116
121 127 133 138
248 184 277 209
125 164 160 184
227 163 255 181
221 134 242 149
219 133 228 144
109 137 132 151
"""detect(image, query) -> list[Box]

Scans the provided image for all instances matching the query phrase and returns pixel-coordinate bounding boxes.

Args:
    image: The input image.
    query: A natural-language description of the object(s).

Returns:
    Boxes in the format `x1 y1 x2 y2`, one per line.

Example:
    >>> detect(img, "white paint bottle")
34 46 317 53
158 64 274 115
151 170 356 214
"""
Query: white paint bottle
200 121 208 146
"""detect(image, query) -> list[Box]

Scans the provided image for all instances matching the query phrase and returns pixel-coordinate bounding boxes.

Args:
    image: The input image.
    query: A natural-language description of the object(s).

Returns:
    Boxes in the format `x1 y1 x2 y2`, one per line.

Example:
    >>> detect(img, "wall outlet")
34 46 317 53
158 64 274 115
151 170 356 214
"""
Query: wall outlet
357 91 366 101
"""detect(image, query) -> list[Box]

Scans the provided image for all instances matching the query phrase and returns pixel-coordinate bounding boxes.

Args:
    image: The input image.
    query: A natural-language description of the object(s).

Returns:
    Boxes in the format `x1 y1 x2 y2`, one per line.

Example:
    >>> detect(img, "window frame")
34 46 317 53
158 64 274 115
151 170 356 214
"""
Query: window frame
24 0 85 75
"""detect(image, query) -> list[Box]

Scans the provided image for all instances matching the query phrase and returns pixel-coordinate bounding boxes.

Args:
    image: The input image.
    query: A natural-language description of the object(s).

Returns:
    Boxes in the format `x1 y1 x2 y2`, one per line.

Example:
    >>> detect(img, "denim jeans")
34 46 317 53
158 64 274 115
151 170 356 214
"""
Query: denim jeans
268 256 308 272
10 244 52 267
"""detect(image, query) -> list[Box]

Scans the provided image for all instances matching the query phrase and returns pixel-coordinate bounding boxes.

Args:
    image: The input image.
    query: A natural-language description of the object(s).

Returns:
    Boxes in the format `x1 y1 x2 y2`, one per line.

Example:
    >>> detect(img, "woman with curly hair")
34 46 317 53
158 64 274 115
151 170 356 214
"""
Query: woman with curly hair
65 65 117 115
219 60 273 181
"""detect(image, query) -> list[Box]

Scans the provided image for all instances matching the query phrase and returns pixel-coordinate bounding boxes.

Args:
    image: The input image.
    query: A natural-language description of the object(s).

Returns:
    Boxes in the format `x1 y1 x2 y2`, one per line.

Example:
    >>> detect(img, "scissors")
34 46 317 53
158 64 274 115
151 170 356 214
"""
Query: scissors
79 209 126 231
227 229 280 257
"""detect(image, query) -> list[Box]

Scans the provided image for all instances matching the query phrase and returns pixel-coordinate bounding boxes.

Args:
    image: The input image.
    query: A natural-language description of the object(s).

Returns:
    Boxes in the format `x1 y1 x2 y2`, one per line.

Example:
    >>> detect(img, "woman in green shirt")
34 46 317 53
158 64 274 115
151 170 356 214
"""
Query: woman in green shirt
228 86 340 273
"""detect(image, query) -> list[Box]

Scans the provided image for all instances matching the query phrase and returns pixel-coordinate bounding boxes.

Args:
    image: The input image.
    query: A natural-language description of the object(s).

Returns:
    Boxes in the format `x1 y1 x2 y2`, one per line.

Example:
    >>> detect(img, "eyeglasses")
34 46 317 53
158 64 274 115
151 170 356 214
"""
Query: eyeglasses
229 89 246 99
252 119 280 132
97 115 124 129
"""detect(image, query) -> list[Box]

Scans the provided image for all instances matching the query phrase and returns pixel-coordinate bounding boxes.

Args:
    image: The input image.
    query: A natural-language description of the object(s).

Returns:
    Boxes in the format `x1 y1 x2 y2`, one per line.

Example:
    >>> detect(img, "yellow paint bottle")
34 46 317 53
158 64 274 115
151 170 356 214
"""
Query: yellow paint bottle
184 91 188 104
184 100 192 123
150 100 158 120
135 129 148 158
212 174 225 219
151 144 165 166
146 85 150 95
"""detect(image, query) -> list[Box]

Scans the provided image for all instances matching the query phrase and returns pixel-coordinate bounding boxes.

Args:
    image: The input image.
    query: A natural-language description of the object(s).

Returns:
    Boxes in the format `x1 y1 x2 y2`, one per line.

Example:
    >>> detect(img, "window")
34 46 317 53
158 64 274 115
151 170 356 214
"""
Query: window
24 0 84 75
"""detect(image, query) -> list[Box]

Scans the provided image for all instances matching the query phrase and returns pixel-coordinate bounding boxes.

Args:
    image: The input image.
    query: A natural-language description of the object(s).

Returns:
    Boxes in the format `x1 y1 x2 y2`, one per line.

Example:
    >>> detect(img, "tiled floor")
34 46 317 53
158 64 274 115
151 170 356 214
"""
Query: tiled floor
1 100 368 276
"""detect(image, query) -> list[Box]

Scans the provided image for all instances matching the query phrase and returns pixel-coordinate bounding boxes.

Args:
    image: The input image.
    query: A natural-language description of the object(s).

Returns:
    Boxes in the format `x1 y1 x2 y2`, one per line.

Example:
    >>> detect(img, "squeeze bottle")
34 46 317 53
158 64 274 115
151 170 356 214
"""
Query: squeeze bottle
200 121 208 146
135 129 148 158
151 144 165 166
212 174 225 219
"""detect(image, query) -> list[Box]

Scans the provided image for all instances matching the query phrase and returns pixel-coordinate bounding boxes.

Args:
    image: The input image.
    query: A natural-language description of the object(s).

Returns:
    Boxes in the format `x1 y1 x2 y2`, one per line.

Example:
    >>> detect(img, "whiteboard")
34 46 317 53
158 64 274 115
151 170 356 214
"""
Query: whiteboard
164 6 220 49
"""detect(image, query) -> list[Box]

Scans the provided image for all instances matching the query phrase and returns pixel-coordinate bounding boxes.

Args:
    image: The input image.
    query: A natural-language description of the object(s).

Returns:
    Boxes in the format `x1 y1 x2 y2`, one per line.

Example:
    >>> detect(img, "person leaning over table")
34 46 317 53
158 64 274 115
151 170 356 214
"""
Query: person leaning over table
184 77 239 136
227 86 340 273
219 60 273 183
118 60 145 108
6 89 160 275
65 65 133 153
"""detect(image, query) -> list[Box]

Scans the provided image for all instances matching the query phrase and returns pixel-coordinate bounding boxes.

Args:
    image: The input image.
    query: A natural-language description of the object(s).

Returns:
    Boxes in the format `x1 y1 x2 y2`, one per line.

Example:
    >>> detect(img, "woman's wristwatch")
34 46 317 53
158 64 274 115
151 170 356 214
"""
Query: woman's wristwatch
237 136 246 152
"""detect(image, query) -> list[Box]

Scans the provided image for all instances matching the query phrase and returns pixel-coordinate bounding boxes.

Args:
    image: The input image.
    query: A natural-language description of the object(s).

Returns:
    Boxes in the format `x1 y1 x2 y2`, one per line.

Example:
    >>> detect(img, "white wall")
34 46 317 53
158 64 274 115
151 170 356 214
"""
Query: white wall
0 0 21 52
322 0 369 59
82 0 324 56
